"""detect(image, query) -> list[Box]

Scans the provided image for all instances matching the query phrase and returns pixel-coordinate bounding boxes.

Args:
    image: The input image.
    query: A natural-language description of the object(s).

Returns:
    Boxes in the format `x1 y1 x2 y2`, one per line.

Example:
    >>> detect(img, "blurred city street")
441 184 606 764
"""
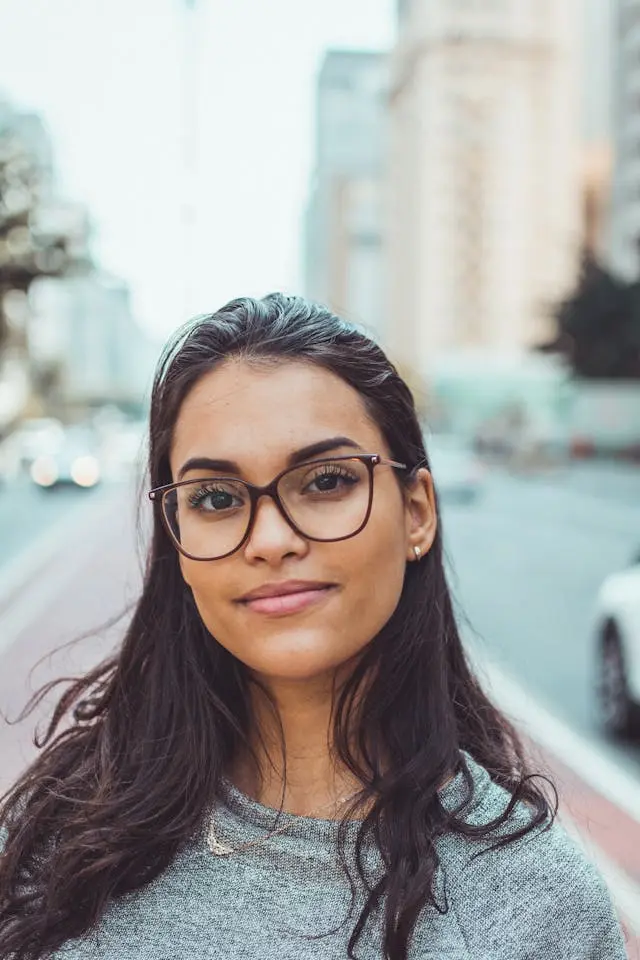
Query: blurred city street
1 0 640 952
445 463 640 761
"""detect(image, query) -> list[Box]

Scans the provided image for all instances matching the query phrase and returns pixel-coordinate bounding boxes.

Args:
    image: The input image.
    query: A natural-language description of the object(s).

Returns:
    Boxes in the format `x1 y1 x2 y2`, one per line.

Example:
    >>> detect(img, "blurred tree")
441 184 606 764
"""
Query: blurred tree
0 114 92 359
540 251 640 379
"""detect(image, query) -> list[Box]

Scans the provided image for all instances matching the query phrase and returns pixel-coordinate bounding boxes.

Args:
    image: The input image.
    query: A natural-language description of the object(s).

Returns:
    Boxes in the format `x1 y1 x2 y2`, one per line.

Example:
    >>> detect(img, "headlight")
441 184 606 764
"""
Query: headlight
31 456 59 487
71 455 100 487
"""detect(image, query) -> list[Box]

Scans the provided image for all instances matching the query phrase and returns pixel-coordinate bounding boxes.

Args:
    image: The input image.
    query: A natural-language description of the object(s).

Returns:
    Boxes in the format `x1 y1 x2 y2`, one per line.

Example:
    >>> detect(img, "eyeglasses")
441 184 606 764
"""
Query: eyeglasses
148 454 407 561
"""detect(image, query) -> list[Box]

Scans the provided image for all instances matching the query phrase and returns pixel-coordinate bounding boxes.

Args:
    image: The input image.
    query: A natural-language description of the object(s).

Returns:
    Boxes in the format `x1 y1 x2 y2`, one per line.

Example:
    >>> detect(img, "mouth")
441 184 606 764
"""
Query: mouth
238 585 336 617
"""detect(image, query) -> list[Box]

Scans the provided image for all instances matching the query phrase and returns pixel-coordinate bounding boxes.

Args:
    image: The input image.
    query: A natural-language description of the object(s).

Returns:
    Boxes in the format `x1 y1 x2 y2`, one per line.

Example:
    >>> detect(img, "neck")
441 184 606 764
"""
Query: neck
230 671 364 817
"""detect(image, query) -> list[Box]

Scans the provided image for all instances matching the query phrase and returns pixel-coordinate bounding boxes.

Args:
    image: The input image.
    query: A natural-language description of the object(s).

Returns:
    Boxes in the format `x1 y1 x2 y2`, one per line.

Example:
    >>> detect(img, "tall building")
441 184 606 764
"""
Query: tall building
580 0 615 260
608 2 640 280
303 50 389 338
28 273 156 414
387 0 582 375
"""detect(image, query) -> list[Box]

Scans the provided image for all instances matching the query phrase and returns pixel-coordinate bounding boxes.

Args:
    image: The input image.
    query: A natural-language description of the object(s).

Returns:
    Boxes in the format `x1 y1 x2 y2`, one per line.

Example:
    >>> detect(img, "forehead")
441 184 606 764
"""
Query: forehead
170 359 385 476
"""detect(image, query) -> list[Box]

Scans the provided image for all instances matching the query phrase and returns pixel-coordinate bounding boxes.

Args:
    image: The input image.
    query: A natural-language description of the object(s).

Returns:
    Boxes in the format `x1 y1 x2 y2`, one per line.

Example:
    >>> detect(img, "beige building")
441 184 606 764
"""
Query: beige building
386 0 583 375
608 1 640 280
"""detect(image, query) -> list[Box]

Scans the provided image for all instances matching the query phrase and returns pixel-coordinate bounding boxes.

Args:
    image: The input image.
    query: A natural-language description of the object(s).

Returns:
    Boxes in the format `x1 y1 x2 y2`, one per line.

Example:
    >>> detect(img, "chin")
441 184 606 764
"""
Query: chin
238 634 363 684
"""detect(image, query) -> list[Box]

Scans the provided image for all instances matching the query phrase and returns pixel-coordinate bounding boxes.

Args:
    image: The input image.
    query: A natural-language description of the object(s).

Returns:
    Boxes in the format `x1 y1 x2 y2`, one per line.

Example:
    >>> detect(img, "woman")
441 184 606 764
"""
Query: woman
0 294 626 959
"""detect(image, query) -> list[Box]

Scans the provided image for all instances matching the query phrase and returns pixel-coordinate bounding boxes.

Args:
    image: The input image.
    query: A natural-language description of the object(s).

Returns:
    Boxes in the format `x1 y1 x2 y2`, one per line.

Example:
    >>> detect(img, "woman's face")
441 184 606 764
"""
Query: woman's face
169 359 435 684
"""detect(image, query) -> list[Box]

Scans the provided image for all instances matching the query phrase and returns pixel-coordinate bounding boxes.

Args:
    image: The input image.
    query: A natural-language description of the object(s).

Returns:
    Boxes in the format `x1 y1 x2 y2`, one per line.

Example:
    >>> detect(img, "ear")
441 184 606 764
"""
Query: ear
403 467 437 563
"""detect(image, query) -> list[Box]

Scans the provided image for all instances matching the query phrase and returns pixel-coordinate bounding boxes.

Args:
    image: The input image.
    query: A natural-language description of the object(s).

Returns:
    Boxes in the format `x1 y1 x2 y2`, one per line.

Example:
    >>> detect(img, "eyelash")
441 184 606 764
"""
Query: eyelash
184 465 359 507
187 484 241 508
304 465 358 487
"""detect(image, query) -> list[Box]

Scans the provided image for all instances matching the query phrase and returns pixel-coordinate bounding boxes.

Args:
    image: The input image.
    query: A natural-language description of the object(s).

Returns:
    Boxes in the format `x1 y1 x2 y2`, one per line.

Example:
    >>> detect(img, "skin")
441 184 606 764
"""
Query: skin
170 358 437 816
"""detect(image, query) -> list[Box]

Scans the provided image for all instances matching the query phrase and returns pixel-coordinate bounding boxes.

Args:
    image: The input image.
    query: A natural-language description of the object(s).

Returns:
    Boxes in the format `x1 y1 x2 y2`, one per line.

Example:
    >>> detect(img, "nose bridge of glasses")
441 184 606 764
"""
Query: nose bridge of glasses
247 475 299 537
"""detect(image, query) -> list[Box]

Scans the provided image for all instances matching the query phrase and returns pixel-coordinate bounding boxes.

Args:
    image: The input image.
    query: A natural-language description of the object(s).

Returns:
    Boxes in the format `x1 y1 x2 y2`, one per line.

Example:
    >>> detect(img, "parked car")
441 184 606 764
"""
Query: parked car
593 550 640 739
425 435 485 503
30 426 102 491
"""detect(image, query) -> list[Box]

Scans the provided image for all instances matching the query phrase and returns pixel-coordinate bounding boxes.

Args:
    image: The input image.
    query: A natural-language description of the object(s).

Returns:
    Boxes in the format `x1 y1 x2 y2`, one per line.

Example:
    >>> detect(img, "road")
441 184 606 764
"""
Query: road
0 477 104 567
441 469 640 776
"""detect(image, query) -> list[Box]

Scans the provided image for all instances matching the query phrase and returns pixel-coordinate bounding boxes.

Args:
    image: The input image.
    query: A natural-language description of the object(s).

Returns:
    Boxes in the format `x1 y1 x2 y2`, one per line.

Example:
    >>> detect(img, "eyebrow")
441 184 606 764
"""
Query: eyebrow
177 436 364 480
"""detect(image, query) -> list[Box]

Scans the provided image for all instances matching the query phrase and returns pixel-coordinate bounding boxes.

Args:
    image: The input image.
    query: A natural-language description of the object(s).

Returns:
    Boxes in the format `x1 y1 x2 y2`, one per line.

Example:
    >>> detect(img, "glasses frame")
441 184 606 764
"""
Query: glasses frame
148 453 408 562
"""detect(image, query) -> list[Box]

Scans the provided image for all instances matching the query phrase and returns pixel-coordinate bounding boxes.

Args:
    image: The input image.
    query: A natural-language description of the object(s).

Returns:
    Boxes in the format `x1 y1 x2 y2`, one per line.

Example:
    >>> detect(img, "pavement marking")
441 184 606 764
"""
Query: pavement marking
558 810 640 938
0 492 121 655
467 646 640 823
0 487 119 610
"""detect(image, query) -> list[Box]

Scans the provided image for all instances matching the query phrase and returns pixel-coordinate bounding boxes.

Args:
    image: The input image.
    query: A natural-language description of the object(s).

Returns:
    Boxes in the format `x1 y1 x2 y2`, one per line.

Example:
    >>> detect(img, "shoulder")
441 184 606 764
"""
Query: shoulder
437 754 627 959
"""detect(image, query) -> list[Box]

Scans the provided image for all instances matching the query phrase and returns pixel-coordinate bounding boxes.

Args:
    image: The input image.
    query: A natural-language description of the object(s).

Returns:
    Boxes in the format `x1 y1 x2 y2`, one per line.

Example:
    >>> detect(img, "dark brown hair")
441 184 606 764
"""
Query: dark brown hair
0 294 555 959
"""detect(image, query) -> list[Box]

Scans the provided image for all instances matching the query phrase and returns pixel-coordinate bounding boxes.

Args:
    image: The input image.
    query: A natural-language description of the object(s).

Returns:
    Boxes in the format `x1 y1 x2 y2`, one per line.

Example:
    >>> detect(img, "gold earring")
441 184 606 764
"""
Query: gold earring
413 545 422 561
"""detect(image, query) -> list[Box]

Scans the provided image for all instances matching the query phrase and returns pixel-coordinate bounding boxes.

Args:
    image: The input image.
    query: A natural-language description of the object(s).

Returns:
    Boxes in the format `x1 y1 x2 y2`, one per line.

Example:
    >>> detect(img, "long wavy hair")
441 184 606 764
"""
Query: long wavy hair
0 293 555 960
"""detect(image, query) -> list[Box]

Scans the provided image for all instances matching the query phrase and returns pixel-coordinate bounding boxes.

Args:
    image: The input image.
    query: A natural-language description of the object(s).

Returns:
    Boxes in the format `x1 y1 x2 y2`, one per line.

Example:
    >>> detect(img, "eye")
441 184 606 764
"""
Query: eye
186 483 245 512
304 464 360 494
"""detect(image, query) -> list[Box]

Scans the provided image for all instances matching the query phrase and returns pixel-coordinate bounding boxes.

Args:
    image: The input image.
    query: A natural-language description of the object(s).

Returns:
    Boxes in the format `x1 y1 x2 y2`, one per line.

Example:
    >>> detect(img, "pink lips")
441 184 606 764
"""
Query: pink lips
239 584 335 616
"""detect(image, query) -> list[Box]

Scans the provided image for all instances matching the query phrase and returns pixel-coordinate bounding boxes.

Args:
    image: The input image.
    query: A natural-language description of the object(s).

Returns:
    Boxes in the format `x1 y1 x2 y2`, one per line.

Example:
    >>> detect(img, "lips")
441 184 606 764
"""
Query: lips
237 581 336 617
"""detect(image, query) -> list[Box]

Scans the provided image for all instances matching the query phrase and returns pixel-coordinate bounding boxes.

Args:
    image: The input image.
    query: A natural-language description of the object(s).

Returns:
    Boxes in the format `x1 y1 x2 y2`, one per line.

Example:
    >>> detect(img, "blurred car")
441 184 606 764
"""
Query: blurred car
425 435 485 504
593 550 640 739
13 417 66 472
30 426 102 491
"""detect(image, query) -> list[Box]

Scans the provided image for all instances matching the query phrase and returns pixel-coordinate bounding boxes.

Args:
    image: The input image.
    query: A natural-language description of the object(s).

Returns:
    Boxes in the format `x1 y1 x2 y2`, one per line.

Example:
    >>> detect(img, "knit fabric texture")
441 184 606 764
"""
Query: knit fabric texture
33 752 627 957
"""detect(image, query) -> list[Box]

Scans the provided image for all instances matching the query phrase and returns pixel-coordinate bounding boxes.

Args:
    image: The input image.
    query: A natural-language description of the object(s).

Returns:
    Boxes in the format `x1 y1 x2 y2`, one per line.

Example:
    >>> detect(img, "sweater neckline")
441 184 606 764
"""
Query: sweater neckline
214 750 490 844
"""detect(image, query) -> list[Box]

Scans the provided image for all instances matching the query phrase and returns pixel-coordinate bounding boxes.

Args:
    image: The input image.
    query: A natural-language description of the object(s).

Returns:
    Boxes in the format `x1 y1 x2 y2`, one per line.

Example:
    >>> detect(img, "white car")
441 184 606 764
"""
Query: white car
594 553 640 739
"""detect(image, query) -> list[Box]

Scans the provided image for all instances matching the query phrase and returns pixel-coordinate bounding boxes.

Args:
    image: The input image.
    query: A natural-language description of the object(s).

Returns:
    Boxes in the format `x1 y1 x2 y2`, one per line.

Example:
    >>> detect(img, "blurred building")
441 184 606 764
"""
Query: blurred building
608 2 640 280
583 0 614 146
0 98 55 188
580 0 615 260
28 272 156 416
387 0 583 375
303 50 389 339
582 144 613 260
0 96 94 431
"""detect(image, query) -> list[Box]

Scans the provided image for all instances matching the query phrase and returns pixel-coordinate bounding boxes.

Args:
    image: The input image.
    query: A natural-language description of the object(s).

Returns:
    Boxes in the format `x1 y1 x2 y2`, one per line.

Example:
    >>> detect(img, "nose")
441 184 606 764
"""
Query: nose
242 493 307 564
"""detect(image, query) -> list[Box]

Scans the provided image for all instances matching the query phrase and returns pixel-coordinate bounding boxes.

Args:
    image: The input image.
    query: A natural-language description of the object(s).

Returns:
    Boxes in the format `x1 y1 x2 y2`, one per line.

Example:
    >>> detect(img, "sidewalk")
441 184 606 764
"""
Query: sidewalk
474 651 640 957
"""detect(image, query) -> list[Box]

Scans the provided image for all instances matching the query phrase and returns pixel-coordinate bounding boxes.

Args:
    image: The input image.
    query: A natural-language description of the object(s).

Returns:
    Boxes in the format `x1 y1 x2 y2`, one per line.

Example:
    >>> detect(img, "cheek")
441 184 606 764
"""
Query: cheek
177 503 409 676
342 513 408 639
180 557 231 637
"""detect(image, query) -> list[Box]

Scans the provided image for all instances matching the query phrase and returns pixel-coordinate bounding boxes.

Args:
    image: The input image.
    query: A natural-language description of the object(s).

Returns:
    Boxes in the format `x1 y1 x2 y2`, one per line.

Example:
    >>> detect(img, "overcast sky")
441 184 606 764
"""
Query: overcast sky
0 0 395 339
1 1 614 343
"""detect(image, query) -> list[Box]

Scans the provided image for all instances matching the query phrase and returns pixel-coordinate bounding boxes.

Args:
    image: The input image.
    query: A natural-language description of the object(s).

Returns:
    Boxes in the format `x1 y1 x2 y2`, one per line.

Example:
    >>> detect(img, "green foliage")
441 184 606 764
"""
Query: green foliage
546 253 640 380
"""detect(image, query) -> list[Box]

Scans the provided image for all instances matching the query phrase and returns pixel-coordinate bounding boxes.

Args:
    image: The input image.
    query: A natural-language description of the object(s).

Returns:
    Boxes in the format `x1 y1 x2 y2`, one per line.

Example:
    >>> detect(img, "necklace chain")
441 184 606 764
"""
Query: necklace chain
206 791 357 857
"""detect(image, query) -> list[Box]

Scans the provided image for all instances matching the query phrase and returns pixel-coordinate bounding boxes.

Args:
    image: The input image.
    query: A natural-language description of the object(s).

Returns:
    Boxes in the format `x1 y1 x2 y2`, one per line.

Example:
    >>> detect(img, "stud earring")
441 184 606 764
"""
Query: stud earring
413 545 422 561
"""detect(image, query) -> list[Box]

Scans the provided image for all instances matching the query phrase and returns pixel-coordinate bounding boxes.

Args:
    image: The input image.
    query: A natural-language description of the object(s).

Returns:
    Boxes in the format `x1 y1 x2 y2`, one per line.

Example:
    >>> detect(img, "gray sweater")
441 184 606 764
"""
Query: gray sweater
44 752 626 958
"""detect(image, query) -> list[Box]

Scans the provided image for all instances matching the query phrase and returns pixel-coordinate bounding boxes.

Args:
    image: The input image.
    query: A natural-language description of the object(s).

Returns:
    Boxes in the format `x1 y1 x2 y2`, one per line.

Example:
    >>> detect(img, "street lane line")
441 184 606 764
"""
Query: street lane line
558 810 640 938
0 488 116 609
467 645 640 823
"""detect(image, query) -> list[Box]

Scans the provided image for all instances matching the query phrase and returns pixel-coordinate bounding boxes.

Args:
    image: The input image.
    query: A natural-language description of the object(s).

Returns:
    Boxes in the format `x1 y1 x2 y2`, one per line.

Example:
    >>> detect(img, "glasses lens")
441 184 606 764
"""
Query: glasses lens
162 478 251 559
278 458 371 540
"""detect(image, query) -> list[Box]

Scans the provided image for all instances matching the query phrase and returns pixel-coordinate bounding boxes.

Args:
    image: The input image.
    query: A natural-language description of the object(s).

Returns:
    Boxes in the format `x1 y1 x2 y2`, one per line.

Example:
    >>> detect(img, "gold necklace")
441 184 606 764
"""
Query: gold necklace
206 791 357 857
